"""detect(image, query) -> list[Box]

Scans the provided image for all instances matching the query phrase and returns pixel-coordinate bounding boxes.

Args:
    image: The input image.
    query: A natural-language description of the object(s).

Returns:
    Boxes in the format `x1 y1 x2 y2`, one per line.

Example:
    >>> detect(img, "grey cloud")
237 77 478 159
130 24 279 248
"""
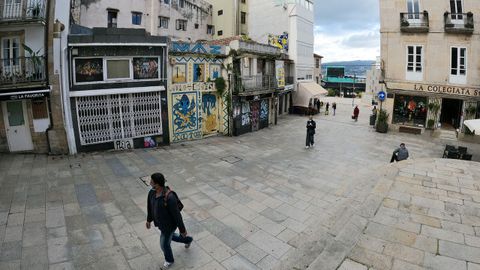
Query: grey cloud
314 0 379 34
341 31 379 48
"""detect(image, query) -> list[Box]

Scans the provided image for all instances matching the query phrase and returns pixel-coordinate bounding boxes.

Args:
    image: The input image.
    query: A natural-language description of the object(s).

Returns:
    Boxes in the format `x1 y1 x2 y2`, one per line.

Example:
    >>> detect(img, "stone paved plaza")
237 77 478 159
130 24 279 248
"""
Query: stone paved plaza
0 97 479 270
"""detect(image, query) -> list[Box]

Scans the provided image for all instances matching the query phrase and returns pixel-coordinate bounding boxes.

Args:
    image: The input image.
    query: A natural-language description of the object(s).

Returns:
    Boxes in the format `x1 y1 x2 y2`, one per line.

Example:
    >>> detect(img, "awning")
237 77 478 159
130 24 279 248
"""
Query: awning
292 82 328 107
464 119 480 135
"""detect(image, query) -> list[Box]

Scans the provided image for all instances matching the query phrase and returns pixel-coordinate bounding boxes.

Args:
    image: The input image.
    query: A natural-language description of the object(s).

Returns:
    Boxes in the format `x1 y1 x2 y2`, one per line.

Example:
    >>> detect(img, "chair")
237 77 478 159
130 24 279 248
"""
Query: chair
443 145 456 158
462 154 472 161
458 146 468 155
446 150 460 159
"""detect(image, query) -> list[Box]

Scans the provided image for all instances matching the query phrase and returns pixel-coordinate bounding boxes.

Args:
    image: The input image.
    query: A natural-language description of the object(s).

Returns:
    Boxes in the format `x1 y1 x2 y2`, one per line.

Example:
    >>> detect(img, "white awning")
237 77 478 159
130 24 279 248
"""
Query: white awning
292 82 328 107
464 119 480 135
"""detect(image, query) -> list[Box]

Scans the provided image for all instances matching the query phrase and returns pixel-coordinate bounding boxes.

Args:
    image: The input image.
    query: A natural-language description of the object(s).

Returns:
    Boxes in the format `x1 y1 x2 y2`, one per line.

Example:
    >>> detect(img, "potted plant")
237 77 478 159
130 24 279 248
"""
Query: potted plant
427 101 440 129
22 44 43 80
28 0 42 18
376 109 389 133
401 19 410 27
427 119 435 129
215 77 226 96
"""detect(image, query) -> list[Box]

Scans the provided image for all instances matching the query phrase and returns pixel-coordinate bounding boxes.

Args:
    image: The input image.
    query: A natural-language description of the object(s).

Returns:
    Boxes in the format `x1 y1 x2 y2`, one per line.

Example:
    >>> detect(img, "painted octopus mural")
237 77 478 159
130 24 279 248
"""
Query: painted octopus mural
202 93 218 134
172 92 198 134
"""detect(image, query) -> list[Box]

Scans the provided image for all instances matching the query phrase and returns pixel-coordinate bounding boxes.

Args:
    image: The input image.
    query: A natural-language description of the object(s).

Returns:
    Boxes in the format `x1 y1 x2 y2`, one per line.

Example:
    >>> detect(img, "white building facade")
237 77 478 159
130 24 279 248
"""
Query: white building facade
71 0 214 42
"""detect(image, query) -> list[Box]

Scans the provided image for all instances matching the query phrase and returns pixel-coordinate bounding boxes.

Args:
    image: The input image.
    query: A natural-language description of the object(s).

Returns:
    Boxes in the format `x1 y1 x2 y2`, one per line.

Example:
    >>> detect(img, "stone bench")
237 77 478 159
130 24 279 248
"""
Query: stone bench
399 126 422 135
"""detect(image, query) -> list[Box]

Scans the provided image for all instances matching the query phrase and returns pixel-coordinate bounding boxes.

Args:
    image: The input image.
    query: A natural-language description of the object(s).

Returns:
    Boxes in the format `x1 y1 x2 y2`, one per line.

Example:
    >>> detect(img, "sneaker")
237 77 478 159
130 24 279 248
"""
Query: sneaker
163 261 173 269
311 143 314 147
305 146 309 149
185 238 193 248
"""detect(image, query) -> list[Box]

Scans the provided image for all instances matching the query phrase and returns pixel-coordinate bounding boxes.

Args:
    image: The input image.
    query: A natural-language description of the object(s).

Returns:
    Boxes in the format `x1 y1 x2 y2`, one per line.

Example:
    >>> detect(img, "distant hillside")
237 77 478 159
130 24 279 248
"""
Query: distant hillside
322 60 375 77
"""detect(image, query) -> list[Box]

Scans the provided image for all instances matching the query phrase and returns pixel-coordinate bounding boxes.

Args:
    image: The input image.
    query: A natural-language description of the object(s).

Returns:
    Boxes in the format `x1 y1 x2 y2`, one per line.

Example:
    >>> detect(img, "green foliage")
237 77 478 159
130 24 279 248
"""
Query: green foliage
22 44 42 75
427 119 435 129
215 77 226 96
466 105 477 117
377 109 389 123
327 89 336 96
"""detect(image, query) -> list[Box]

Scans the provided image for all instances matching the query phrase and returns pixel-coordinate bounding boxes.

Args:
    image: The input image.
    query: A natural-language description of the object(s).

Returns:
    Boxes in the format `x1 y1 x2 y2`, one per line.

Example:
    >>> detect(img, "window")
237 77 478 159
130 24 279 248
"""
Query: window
194 23 199 29
393 95 427 126
306 74 313 80
407 0 420 19
450 0 463 20
217 30 223 36
207 25 214 34
159 16 169 28
1 37 20 67
132 12 142 25
218 10 223 16
179 0 185 8
315 59 320 68
107 59 130 79
406 45 422 81
241 12 246 24
176 19 187 31
107 10 118 28
450 47 467 84
163 0 169 4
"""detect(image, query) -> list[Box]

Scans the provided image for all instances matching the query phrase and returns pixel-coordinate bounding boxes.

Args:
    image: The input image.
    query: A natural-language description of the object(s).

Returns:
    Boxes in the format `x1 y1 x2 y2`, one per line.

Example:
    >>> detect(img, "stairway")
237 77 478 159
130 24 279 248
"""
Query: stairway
437 129 458 141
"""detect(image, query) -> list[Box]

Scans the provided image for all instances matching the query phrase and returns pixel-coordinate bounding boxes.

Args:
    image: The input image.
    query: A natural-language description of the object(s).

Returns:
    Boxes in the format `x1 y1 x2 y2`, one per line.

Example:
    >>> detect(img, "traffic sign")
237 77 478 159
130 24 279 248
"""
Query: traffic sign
377 91 386 102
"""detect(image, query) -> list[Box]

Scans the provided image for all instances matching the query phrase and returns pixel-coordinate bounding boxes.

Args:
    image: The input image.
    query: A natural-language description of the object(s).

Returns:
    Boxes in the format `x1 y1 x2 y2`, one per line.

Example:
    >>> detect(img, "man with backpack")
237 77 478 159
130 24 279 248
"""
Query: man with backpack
146 173 192 269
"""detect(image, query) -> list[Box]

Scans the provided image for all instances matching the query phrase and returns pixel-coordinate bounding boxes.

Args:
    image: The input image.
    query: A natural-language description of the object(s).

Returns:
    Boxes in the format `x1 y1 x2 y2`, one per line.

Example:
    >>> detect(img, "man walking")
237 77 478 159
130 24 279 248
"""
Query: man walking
353 105 360 121
390 143 409 163
332 102 337 116
325 102 330 115
305 115 316 149
146 173 193 269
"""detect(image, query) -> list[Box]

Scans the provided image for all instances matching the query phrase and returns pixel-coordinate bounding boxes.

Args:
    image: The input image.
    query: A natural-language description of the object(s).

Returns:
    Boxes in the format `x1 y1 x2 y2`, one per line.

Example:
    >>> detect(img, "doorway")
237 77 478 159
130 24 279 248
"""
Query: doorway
440 98 463 129
2 100 33 152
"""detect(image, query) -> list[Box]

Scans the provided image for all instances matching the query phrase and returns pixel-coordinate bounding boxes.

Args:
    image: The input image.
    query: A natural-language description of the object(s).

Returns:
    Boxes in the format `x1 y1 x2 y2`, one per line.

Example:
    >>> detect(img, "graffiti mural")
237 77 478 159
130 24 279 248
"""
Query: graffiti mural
74 58 103 83
241 102 250 126
172 92 198 136
268 32 289 51
209 64 221 80
172 64 187 83
133 58 159 79
202 93 218 134
260 100 268 121
251 101 260 131
193 63 205 82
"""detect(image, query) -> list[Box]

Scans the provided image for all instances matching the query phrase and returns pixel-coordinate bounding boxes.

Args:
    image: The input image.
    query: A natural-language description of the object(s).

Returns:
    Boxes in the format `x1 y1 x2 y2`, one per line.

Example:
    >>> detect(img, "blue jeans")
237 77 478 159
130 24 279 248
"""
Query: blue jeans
160 230 193 263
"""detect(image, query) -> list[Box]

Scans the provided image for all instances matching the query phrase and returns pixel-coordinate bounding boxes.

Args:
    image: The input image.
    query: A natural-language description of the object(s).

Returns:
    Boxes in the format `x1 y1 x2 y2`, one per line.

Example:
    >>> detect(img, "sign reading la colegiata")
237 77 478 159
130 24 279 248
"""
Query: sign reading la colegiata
414 84 480 97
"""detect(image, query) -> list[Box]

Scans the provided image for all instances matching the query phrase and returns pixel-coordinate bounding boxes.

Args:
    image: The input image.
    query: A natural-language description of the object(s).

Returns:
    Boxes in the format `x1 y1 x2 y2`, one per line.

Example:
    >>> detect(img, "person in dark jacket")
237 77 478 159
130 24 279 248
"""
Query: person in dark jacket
146 173 192 269
305 115 316 149
325 102 330 115
390 143 409 163
332 102 337 116
353 105 360 121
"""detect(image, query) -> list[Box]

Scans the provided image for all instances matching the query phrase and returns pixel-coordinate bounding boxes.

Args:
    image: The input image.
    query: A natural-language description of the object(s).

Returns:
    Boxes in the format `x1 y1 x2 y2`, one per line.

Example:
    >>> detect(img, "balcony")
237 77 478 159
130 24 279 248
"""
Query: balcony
0 0 47 24
285 76 294 85
444 12 474 34
234 75 276 95
0 56 47 88
400 12 429 33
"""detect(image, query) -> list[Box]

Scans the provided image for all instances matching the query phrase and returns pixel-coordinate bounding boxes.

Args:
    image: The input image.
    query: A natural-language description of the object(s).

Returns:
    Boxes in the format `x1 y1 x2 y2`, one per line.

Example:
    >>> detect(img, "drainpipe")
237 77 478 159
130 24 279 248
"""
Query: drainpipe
45 0 53 154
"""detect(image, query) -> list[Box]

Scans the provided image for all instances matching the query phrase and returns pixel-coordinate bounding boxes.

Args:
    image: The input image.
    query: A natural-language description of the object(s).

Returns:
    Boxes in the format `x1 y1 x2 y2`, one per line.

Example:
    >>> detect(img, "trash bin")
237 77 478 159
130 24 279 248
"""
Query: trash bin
370 114 376 126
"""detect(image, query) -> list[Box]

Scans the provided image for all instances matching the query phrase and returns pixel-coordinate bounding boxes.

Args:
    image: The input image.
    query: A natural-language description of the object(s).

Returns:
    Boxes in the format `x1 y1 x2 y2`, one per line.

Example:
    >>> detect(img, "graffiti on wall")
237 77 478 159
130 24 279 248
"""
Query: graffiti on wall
172 64 187 83
268 32 289 51
209 64 221 80
241 103 250 126
193 64 205 82
251 101 260 131
202 93 218 134
172 92 199 141
260 100 269 121
170 42 225 55
133 58 159 79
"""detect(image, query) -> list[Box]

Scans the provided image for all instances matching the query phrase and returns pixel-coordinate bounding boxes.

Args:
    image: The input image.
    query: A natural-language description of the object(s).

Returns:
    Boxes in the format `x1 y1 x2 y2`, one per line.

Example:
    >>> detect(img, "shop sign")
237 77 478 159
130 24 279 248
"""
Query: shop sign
170 82 215 92
413 84 480 97
0 92 48 101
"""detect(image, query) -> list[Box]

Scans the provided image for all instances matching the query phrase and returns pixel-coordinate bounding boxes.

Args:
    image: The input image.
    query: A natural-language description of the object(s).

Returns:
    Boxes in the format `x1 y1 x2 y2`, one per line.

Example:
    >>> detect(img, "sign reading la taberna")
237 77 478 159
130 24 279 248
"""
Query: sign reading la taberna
170 42 225 55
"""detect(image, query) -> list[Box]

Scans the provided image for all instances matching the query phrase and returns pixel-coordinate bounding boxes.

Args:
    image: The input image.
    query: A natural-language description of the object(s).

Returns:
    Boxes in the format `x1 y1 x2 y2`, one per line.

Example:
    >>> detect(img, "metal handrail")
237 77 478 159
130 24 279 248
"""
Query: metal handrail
0 0 47 22
400 12 429 27
444 12 474 28
0 56 47 85
234 75 276 92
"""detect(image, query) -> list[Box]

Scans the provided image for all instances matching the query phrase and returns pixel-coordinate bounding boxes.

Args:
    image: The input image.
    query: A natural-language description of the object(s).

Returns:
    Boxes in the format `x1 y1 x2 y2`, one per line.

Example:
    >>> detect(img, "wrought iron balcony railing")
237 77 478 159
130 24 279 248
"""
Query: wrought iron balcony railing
400 12 429 33
0 56 47 87
0 0 47 23
444 12 474 34
234 75 276 93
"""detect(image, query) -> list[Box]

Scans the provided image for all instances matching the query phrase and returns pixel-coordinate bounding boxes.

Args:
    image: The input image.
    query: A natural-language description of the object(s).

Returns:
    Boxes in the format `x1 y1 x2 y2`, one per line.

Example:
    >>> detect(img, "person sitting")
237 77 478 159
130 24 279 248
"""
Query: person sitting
390 143 409 163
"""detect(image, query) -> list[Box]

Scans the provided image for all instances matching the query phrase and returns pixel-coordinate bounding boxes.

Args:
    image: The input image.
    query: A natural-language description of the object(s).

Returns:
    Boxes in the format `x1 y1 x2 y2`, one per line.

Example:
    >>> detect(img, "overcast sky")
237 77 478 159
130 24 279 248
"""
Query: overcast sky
314 0 380 63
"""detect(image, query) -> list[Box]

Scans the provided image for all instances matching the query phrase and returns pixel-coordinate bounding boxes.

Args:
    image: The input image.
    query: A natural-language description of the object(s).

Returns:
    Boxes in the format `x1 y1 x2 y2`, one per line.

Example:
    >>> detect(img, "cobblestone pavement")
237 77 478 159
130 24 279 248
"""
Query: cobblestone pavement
0 97 479 270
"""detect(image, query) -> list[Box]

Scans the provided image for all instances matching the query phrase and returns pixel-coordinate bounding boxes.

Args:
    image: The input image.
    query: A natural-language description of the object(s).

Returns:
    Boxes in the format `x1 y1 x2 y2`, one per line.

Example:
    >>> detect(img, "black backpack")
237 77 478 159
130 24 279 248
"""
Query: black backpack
163 187 184 211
